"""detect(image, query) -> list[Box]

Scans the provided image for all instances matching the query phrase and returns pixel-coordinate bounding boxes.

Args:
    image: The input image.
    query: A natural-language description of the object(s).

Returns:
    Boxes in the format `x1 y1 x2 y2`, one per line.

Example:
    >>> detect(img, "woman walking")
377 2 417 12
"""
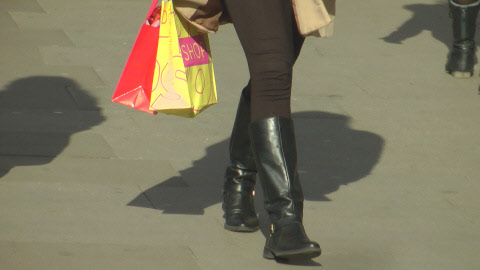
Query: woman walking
176 0 335 260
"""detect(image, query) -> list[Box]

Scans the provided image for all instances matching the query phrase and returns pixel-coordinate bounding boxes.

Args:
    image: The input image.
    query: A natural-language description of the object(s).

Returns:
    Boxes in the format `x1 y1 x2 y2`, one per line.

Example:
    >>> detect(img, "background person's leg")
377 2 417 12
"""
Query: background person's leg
446 0 480 78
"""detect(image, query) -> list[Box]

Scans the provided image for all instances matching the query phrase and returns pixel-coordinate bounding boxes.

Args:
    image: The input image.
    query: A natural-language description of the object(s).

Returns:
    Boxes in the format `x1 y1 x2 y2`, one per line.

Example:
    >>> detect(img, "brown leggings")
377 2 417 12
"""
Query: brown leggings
223 0 305 122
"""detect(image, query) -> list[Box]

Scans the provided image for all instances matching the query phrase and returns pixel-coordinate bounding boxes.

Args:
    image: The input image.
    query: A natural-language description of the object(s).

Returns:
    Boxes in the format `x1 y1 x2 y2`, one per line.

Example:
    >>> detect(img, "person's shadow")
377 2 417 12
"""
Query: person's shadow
0 76 105 179
128 111 384 224
381 2 454 48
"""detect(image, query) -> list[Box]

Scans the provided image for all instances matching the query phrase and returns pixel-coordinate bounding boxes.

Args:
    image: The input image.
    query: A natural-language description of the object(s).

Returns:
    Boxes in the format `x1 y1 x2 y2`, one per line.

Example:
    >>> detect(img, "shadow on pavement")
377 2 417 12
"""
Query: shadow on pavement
0 76 105 179
381 2 453 48
128 111 385 218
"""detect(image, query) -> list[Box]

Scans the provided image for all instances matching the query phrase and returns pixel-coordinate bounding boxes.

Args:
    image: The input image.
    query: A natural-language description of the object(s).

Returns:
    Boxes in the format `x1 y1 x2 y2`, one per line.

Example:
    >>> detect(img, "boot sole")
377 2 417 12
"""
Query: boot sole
263 246 321 260
449 71 473 78
224 224 259 233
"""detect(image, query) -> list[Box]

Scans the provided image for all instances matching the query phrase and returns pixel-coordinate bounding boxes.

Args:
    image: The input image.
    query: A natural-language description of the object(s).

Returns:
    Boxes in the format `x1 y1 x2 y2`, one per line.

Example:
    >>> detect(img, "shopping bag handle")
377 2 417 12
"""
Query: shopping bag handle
146 0 160 19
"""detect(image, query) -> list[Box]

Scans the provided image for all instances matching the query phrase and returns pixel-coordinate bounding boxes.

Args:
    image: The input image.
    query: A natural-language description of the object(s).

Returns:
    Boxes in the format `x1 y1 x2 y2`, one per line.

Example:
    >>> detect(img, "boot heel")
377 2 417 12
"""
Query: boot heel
263 247 275 259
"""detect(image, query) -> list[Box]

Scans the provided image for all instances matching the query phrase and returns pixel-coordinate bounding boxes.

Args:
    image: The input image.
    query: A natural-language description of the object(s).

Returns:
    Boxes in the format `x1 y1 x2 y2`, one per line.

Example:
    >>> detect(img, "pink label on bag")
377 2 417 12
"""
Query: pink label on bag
178 35 210 67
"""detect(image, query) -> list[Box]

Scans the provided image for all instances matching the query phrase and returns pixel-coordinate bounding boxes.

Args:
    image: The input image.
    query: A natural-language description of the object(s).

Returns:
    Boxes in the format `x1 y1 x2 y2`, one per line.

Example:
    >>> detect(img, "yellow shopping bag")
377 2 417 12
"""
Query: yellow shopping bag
150 0 217 117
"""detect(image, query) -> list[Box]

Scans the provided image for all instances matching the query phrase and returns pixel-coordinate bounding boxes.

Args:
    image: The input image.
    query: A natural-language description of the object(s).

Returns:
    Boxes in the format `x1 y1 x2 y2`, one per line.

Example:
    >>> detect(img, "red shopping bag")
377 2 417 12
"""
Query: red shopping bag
112 0 161 114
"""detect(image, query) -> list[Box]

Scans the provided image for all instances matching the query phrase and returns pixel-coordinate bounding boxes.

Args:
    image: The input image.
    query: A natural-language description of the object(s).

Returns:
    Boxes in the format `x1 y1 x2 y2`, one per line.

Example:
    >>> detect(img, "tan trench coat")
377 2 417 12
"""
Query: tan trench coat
174 0 335 37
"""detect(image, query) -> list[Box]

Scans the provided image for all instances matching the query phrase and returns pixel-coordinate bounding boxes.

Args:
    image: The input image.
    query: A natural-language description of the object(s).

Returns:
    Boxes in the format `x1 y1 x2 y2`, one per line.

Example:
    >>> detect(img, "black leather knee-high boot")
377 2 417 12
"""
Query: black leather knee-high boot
250 117 321 260
446 0 480 78
223 86 260 232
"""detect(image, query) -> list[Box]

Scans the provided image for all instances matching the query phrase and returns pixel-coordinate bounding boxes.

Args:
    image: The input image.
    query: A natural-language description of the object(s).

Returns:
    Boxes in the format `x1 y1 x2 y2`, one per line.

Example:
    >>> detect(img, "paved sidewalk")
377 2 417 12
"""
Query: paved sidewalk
1 0 479 269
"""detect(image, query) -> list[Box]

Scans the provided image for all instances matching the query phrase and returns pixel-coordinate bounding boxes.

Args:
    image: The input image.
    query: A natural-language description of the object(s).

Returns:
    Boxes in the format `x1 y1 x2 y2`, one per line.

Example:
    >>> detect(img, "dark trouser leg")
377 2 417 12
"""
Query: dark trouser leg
446 0 480 78
223 0 304 122
224 0 320 260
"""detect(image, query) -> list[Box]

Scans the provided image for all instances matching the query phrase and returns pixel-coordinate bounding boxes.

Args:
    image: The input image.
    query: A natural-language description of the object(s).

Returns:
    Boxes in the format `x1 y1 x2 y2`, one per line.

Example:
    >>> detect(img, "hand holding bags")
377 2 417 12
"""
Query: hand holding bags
112 0 217 117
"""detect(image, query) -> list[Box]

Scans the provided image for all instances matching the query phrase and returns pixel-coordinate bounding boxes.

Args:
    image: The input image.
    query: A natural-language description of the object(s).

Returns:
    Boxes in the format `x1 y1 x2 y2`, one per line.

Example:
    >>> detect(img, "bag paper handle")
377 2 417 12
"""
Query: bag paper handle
146 0 160 19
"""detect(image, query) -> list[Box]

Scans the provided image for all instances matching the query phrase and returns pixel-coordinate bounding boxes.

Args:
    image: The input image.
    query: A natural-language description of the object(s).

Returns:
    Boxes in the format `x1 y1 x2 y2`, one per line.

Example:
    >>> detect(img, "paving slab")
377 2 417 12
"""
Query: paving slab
0 0 44 12
0 242 201 270
0 157 178 186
